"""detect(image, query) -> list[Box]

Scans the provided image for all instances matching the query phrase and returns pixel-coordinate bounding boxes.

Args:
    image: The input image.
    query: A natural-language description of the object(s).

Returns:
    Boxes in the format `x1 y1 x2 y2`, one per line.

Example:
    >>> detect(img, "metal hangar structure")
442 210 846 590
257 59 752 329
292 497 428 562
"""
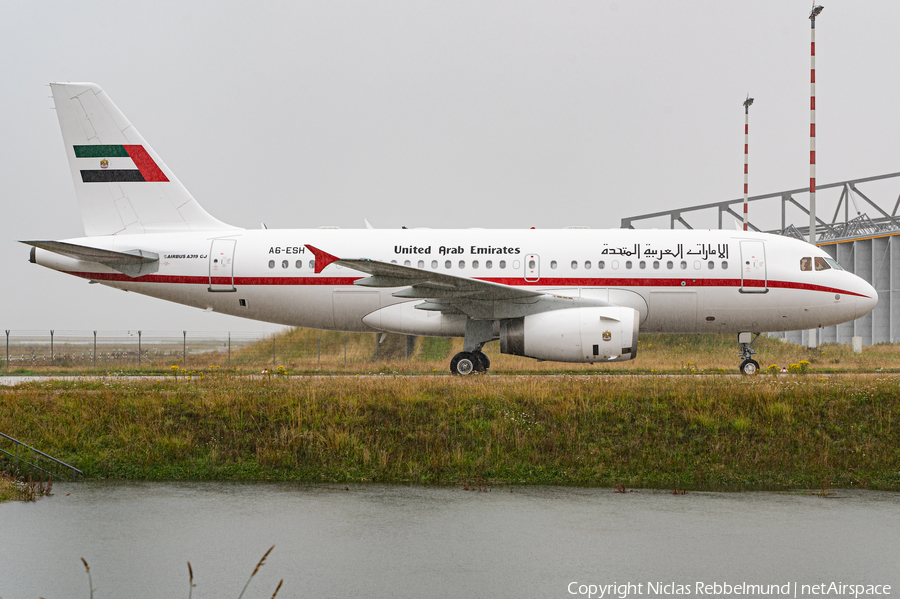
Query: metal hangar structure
620 172 900 346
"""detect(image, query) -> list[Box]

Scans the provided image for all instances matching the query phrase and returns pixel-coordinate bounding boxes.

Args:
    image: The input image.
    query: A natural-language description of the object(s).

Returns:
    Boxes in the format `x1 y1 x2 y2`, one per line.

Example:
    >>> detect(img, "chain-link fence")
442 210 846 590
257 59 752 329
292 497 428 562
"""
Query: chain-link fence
1 330 263 370
1 329 446 371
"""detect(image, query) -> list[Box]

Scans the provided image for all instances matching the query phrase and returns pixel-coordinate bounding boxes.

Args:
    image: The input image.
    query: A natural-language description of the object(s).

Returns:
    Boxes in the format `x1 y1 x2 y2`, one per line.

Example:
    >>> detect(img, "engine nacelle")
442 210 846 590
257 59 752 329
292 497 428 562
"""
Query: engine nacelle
500 306 639 363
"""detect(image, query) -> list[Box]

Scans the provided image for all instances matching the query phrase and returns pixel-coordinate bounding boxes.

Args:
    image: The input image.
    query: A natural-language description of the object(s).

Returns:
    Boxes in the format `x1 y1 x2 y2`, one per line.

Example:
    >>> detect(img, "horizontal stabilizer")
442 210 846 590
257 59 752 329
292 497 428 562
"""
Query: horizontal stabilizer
21 240 159 278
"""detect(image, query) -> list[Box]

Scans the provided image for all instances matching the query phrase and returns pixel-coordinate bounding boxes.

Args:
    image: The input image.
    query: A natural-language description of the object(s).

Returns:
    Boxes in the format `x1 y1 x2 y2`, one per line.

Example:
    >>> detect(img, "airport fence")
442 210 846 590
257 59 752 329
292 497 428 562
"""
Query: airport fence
1 329 430 372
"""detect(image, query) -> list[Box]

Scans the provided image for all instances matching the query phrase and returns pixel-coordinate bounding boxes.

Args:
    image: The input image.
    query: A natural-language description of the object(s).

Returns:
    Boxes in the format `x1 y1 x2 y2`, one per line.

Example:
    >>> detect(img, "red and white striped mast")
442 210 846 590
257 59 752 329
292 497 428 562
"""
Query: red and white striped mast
742 94 754 231
809 3 823 243
808 3 823 349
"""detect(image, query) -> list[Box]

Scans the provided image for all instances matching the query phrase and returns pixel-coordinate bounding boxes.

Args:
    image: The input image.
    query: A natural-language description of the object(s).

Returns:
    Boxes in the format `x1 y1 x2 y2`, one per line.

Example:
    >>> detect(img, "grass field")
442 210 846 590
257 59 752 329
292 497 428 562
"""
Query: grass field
1 373 898 490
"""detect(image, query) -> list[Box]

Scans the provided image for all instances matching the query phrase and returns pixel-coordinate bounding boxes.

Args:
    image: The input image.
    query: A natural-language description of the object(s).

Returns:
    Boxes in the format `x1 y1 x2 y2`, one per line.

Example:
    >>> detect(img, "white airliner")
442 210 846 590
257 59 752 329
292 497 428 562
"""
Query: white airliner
24 83 877 375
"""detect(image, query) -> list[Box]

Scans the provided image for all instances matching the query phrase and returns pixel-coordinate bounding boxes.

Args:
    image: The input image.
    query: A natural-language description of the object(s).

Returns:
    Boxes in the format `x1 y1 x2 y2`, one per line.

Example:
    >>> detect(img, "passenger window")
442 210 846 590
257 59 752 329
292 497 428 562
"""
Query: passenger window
459 260 465 269
282 260 288 269
653 261 660 270
815 257 830 271
500 260 507 268
550 260 558 269
528 259 536 269
309 260 314 270
598 260 605 269
268 260 275 269
445 260 452 269
513 260 520 269
694 261 701 270
721 261 728 269
800 257 812 271
571 261 578 269
295 260 302 269
639 261 646 269
431 260 438 269
667 261 674 269
417 260 424 268
612 260 619 270
708 261 714 269
472 260 479 269
625 260 633 269
486 260 493 269
404 260 411 267
585 261 591 269
391 260 397 264
680 261 687 270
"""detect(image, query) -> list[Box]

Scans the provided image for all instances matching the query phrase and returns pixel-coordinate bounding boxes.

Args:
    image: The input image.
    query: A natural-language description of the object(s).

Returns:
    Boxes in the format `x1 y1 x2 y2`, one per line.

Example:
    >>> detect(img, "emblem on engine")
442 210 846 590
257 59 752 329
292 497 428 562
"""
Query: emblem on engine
602 330 612 342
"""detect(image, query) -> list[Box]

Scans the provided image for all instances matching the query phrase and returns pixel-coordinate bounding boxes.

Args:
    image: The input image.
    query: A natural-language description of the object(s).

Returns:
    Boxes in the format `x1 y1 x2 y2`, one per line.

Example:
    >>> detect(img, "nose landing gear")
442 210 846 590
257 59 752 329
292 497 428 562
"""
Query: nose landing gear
738 332 760 375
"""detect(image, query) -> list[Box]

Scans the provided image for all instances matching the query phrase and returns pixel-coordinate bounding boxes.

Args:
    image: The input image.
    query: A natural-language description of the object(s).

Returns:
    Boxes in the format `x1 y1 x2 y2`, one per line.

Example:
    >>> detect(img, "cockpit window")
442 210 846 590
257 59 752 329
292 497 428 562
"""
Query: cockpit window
824 257 844 271
801 256 840 271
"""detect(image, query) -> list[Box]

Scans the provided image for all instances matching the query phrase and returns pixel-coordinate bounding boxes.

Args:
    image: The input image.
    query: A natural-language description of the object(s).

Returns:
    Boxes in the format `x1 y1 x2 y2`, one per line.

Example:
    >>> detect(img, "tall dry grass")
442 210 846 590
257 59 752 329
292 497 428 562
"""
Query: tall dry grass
7 331 900 375
219 330 900 374
0 471 53 502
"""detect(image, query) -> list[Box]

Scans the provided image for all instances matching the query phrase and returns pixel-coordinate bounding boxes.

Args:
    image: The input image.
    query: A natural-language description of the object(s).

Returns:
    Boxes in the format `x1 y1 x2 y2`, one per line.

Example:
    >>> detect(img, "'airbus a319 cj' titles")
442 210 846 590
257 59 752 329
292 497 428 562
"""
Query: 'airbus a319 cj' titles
24 83 877 374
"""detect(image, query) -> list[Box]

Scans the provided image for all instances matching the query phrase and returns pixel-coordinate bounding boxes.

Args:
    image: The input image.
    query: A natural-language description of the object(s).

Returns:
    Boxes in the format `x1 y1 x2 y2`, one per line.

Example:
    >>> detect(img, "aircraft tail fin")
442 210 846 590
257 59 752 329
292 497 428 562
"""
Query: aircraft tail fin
49 82 237 236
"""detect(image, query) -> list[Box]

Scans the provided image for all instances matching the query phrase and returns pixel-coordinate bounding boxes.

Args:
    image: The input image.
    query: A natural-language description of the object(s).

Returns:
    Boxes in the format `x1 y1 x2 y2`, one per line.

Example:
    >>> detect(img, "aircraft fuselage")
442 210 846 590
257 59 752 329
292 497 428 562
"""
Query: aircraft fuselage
32 227 876 336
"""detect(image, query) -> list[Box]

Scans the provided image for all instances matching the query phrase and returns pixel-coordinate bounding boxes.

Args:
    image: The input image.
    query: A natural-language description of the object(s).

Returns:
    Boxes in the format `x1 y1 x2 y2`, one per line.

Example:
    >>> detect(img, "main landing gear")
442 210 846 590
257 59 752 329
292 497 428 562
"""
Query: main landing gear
450 351 490 375
450 319 494 375
738 332 760 375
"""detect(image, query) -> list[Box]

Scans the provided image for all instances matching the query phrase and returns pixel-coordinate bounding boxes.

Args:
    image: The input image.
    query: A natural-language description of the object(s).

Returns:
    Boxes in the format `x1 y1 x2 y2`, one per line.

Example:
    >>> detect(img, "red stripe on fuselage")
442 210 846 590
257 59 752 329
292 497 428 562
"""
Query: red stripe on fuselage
62 271 871 298
68 272 360 286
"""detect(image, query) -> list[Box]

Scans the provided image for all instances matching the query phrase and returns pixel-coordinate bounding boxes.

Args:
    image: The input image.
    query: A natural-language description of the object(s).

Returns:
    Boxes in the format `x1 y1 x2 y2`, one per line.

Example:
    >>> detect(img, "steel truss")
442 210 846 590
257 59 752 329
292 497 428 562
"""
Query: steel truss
620 172 900 345
621 172 900 243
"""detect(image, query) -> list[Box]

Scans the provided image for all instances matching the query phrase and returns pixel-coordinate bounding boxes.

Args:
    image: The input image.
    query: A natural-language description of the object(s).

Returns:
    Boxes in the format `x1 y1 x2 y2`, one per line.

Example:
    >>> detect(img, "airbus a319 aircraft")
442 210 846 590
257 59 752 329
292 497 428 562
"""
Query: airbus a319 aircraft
25 83 877 374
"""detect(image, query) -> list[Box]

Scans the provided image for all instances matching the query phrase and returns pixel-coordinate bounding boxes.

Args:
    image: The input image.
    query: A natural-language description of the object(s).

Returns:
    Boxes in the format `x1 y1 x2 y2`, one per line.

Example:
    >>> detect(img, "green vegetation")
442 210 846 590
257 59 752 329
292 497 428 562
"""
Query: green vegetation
1 374 898 490
0 473 20 502
0 471 53 503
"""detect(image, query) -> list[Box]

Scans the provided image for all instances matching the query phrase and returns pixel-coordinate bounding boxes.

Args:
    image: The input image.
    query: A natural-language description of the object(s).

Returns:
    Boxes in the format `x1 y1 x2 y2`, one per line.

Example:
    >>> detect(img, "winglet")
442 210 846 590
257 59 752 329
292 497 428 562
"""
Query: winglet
305 244 341 273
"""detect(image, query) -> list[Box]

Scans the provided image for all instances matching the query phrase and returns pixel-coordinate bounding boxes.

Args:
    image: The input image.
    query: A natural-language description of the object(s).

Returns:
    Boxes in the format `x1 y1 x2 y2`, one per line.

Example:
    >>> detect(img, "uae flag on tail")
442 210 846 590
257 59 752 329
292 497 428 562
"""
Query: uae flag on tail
75 145 169 183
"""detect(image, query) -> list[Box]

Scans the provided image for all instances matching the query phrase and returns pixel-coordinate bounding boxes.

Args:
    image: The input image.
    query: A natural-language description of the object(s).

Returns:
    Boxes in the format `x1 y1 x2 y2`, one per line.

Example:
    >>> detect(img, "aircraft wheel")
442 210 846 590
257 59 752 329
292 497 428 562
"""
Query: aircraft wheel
450 352 477 376
473 351 490 372
739 359 760 376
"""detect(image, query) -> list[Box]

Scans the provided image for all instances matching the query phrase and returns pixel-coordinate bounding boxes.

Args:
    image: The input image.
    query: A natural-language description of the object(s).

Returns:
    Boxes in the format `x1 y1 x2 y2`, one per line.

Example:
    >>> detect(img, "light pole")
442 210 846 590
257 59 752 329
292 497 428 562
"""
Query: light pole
742 95 754 231
808 3 823 349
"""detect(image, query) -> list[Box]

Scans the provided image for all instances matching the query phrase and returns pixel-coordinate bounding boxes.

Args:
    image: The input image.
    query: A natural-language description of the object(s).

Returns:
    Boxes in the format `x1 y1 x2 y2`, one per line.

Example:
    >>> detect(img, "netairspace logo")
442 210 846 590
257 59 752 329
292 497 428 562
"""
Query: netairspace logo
567 581 892 599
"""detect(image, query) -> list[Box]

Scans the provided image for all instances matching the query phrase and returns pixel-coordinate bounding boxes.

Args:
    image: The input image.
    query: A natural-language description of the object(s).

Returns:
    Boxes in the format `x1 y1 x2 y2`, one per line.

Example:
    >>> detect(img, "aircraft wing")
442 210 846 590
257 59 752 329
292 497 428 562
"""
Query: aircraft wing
21 240 159 278
305 244 543 302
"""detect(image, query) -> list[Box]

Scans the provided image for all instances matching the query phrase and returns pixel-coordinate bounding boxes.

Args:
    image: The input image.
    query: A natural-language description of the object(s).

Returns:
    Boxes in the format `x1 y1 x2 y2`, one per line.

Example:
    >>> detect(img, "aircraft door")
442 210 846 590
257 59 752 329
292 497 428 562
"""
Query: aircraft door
524 254 540 282
739 240 767 293
209 239 236 292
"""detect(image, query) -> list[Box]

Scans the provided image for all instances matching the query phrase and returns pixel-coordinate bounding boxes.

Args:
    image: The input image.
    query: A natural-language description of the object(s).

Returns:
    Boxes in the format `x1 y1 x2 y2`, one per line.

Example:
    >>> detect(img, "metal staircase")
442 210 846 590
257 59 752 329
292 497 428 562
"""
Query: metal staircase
0 432 83 481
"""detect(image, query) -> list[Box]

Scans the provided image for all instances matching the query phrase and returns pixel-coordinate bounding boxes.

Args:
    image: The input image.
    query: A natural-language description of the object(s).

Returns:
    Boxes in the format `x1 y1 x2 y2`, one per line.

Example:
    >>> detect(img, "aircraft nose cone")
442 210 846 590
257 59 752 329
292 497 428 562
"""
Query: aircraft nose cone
854 279 878 319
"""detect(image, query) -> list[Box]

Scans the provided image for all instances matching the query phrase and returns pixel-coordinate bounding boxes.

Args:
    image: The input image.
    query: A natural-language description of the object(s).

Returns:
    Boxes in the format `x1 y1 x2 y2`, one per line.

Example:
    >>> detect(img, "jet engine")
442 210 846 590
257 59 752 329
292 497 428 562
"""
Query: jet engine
499 306 639 363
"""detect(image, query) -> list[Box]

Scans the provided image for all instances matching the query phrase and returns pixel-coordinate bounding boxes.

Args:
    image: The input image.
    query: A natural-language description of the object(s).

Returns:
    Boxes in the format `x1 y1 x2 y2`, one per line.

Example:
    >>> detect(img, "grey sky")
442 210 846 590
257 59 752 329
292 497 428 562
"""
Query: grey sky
2 1 898 332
